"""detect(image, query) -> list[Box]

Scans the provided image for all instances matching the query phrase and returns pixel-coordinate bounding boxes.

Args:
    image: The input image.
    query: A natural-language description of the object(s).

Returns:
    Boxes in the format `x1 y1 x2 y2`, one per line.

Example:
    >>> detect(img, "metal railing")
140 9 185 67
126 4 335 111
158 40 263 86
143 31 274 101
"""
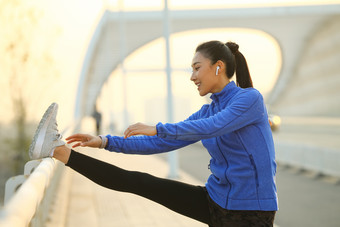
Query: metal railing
0 159 65 226
0 125 76 227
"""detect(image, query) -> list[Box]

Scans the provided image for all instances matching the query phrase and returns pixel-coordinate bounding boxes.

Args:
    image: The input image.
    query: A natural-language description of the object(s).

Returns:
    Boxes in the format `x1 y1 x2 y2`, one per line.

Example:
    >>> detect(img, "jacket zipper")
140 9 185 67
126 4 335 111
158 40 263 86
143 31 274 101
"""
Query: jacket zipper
215 97 232 208
215 137 231 208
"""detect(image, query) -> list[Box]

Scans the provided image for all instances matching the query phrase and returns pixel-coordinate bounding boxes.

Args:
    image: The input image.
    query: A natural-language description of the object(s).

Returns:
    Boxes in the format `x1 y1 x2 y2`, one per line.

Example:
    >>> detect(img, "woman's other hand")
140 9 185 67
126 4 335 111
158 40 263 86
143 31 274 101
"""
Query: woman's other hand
66 134 102 148
124 123 157 138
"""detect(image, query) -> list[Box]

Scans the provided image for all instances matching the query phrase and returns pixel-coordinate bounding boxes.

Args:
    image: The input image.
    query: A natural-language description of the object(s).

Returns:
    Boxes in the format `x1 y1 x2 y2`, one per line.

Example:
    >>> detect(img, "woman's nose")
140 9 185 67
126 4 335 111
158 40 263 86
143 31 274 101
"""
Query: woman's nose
190 73 195 81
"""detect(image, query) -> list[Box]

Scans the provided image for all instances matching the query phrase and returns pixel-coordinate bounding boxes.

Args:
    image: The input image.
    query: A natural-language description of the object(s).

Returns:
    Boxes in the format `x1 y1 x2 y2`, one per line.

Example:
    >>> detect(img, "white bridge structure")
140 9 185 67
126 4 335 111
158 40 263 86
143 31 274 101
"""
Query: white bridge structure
75 4 340 118
1 4 340 226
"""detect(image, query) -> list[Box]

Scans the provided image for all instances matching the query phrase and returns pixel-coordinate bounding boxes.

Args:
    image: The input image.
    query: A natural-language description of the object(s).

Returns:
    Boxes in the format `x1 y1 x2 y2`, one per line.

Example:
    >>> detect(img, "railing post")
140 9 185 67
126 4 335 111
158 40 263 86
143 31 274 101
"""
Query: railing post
4 160 42 205
4 175 27 205
24 160 42 175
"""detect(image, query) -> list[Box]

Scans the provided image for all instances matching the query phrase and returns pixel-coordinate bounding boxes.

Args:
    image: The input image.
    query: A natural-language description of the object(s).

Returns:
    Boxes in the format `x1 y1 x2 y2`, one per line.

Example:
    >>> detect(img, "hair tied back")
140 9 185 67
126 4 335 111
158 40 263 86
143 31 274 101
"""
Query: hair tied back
226 42 239 55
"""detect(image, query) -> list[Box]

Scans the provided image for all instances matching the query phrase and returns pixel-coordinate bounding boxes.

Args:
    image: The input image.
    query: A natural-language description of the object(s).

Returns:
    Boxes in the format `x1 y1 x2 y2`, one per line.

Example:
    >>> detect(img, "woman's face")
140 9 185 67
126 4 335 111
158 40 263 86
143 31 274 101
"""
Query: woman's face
191 51 221 96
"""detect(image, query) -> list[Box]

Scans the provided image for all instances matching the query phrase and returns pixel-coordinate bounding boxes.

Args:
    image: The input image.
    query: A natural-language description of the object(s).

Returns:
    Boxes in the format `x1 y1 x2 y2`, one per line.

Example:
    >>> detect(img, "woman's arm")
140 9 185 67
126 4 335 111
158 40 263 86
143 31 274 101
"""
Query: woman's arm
110 106 205 154
123 106 206 138
156 89 266 141
105 135 196 154
66 106 205 154
65 133 197 155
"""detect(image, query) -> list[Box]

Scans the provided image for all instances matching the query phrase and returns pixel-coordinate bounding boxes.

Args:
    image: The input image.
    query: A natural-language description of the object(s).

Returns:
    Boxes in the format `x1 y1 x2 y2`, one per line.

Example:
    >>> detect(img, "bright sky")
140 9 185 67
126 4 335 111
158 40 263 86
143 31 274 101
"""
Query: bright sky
1 0 339 132
105 0 340 10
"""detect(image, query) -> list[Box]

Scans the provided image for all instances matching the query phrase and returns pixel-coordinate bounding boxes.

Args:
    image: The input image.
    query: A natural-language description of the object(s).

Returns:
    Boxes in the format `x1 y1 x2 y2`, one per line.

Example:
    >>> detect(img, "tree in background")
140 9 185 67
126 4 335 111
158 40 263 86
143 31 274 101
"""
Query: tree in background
0 0 60 174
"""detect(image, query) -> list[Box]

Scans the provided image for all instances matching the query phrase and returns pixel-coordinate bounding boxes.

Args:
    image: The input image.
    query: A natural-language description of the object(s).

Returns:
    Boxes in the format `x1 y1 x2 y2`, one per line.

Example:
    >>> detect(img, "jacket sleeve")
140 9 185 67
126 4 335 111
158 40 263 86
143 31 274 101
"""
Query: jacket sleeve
104 106 206 154
105 135 196 154
156 89 266 141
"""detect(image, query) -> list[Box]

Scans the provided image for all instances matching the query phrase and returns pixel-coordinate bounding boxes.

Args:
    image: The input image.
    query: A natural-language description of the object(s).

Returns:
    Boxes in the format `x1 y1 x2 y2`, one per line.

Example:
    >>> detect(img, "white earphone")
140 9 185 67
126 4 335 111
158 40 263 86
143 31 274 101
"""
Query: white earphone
216 66 220 75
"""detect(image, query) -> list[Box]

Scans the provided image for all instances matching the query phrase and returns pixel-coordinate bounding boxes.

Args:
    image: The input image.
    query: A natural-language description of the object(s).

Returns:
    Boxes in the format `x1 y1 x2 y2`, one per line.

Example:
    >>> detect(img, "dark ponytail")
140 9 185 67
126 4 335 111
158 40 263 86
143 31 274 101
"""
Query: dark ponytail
195 40 253 88
226 42 253 88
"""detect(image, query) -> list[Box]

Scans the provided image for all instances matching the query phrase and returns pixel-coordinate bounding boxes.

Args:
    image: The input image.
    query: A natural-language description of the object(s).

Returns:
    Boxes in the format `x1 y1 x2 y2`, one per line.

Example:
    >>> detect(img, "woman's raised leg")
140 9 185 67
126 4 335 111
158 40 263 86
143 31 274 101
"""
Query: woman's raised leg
56 148 211 225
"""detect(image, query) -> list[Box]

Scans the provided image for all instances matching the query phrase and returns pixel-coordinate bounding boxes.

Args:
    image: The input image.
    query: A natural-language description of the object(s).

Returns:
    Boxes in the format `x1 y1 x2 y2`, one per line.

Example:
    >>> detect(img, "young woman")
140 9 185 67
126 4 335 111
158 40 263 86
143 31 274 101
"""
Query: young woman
30 41 278 226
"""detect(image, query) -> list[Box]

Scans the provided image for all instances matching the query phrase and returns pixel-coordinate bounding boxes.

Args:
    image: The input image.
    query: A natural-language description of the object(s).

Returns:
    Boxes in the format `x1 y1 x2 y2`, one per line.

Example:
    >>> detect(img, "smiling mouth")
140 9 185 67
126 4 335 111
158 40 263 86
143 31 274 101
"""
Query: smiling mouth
195 83 201 91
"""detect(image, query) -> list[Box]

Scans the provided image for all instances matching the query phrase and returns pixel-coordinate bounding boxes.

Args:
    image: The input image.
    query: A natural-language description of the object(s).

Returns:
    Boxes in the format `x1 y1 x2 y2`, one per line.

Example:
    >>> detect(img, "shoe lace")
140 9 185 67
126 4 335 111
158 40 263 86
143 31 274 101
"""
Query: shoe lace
53 121 62 140
55 133 62 140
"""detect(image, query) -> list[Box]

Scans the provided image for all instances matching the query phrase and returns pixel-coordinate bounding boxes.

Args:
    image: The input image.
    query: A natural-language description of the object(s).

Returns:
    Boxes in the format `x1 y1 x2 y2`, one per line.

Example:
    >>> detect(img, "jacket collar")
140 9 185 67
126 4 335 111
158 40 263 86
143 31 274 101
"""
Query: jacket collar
210 81 239 103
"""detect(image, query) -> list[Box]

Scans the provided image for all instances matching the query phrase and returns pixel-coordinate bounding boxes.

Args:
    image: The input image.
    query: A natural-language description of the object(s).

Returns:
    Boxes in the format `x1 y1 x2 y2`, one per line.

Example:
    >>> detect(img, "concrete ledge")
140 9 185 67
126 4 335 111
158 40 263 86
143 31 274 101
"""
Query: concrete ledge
274 137 340 178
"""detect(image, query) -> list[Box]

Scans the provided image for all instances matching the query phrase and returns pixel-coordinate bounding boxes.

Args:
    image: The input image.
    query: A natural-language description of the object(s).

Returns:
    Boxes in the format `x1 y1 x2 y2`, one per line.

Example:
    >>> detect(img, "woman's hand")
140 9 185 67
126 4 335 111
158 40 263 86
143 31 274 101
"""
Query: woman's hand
124 123 157 138
66 134 102 148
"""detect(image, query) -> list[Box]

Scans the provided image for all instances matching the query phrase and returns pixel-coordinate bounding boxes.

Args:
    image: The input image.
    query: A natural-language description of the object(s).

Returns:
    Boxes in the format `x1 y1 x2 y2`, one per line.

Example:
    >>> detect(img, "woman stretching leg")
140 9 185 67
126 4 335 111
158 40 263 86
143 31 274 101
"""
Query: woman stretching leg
29 40 278 227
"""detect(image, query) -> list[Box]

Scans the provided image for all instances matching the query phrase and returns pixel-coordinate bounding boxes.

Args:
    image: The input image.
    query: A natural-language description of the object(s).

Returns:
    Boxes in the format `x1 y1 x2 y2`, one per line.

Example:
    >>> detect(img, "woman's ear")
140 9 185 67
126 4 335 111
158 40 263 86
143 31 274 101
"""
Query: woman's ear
215 60 224 76
215 66 220 76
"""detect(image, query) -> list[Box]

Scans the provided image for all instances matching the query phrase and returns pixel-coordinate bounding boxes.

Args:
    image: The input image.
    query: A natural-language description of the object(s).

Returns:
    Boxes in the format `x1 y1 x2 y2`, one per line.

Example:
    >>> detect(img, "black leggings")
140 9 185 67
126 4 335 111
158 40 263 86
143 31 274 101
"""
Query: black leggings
66 150 276 227
66 150 211 225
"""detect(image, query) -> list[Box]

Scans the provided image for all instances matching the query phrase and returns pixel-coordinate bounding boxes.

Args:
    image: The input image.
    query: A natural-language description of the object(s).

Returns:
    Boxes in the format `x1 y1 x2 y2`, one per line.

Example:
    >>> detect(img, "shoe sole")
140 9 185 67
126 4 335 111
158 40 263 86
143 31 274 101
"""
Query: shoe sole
29 103 58 159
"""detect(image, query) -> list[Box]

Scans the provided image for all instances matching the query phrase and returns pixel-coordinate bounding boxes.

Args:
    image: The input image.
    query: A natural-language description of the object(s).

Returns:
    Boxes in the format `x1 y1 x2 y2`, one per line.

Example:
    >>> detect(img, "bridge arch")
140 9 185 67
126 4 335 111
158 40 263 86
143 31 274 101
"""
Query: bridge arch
74 5 340 121
97 27 281 130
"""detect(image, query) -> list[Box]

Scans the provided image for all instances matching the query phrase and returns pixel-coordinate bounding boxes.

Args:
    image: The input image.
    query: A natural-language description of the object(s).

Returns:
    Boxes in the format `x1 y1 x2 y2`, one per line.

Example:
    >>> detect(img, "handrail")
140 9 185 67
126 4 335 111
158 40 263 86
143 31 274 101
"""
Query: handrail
0 122 79 227
0 158 58 226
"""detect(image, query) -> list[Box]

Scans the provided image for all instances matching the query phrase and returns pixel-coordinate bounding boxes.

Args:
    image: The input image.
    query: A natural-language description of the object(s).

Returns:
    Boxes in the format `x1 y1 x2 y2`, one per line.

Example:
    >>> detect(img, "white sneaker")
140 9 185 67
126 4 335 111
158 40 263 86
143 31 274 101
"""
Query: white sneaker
29 103 65 160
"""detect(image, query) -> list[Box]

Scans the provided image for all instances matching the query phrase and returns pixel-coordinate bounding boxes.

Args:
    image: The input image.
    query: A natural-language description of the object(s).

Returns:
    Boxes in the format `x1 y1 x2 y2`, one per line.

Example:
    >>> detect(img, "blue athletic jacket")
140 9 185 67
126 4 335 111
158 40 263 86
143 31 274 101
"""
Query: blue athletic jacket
105 81 278 211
